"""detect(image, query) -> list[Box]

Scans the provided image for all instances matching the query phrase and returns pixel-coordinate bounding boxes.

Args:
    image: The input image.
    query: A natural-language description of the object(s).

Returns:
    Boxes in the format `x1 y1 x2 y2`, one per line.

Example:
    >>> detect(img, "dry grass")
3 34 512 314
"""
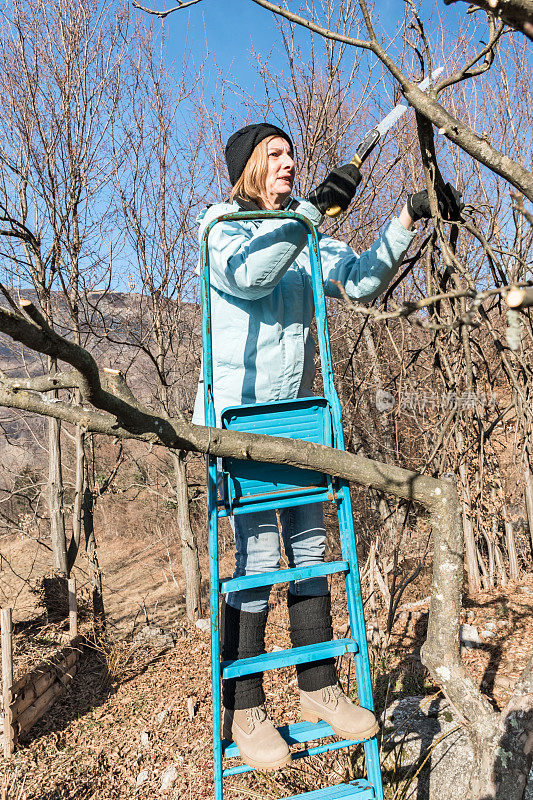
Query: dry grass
2 455 532 799
0 574 531 799
1 771 28 800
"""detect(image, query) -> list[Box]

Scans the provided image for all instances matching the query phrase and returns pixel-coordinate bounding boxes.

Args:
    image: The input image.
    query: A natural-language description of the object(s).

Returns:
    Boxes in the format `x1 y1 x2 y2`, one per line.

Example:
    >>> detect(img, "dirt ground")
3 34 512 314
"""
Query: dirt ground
1 518 532 799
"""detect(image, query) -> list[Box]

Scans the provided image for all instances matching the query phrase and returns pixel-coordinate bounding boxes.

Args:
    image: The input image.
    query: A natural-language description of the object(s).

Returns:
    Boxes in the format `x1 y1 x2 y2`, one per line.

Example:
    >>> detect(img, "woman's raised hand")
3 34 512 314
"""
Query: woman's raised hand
307 164 362 215
406 183 464 222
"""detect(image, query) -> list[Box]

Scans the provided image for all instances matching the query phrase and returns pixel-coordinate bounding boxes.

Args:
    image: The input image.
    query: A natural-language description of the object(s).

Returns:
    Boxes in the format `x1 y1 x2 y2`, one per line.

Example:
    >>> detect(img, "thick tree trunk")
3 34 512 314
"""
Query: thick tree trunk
421 476 533 800
172 450 202 621
67 426 85 572
82 482 105 630
48 414 68 576
469 691 533 800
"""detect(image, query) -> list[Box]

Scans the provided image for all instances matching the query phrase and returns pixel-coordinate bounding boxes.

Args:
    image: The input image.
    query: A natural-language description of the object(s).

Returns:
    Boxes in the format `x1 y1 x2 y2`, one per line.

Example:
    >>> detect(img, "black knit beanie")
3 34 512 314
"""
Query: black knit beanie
225 123 293 186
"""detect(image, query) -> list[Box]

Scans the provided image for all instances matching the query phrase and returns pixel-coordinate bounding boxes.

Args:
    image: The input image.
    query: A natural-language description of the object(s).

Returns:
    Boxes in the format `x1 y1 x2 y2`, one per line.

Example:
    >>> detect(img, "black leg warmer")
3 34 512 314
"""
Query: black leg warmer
221 598 268 710
287 591 337 692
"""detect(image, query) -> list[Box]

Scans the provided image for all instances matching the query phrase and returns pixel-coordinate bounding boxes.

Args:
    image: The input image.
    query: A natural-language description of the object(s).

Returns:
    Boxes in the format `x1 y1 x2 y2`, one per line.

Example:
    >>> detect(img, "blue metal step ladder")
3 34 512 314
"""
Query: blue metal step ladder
200 210 384 800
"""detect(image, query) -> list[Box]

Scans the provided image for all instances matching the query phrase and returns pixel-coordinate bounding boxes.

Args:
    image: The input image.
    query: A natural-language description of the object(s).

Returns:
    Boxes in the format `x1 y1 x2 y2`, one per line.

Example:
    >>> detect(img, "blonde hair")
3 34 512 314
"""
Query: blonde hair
230 135 278 207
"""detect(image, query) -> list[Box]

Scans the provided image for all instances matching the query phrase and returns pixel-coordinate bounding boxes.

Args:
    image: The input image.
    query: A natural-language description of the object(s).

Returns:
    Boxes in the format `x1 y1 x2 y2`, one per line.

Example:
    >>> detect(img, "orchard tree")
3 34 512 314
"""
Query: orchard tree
0 0 131 588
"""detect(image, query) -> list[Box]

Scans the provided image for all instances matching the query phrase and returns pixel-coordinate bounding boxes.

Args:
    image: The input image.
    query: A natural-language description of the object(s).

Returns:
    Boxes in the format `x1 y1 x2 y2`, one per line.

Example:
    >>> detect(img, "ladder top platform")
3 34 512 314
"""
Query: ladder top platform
220 396 335 515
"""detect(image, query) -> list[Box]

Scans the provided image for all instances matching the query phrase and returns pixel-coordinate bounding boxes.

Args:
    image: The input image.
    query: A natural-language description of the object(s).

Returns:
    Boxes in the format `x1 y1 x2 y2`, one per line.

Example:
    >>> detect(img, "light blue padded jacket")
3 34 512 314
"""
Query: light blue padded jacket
192 198 415 425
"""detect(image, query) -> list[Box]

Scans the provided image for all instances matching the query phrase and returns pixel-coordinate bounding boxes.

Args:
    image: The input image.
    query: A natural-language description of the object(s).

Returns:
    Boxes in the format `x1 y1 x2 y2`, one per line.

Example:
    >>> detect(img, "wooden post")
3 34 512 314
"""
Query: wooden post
68 577 78 641
1 607 14 758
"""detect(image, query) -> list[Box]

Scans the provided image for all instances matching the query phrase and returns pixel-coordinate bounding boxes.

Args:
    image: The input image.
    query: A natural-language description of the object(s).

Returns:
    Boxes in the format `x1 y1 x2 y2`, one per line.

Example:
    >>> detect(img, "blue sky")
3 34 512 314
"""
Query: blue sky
161 0 444 72
153 0 480 161
164 0 284 73
0 1 526 299
159 0 462 130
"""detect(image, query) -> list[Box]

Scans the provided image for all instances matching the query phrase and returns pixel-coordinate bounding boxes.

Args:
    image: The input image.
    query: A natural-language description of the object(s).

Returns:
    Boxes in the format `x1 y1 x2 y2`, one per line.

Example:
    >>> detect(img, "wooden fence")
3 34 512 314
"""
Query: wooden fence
1 577 81 758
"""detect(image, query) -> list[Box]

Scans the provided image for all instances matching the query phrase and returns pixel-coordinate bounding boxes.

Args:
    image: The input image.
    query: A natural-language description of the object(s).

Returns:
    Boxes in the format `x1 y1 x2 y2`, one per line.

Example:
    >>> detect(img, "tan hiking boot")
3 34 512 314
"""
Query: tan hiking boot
223 706 291 771
300 685 379 740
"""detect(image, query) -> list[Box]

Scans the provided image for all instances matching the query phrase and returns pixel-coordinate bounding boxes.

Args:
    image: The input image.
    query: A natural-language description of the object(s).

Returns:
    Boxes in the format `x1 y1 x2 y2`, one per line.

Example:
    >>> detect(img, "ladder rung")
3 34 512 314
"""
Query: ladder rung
223 728 377 777
281 780 375 799
223 719 370 758
220 561 349 594
218 487 333 517
223 734 374 776
222 639 357 679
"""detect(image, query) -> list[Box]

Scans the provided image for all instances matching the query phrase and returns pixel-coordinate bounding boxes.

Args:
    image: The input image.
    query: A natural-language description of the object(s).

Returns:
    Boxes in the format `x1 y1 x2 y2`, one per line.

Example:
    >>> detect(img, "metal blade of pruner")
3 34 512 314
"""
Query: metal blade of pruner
375 68 444 139
326 67 444 217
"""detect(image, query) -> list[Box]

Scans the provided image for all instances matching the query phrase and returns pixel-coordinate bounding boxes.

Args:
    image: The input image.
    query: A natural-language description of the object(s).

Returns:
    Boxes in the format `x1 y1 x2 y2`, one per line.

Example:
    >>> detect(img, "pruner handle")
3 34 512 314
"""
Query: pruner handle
325 128 380 217
326 203 350 218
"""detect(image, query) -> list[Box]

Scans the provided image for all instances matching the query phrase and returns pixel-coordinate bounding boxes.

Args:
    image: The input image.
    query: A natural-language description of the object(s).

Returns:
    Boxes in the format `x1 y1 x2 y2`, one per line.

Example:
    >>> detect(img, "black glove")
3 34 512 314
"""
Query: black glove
308 163 362 214
407 182 464 222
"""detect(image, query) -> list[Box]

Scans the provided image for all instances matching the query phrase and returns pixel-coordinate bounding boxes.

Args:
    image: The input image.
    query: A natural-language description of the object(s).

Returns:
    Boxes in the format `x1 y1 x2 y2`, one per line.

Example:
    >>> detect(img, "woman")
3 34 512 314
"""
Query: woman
193 122 459 772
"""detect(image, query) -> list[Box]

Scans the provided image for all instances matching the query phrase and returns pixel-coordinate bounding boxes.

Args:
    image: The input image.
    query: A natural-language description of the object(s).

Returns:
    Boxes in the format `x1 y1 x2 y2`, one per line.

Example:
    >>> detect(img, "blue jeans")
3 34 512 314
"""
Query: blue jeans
225 501 329 613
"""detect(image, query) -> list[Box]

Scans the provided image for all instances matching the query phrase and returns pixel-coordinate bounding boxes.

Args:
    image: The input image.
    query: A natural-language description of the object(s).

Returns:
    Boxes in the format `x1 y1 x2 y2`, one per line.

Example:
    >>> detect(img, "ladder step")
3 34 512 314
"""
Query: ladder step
220 561 349 593
223 721 378 776
223 734 375 776
281 780 375 799
218 487 333 517
223 719 370 758
222 639 358 679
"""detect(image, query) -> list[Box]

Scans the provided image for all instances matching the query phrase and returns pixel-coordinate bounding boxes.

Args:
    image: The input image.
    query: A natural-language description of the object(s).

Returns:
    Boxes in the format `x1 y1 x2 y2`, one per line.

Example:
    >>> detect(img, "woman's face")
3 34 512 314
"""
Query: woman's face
262 137 295 209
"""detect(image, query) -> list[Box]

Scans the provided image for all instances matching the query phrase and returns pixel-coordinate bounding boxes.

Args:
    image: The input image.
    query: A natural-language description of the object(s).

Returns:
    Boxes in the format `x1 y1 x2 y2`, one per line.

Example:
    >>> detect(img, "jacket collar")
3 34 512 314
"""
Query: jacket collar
233 196 294 212
234 196 262 211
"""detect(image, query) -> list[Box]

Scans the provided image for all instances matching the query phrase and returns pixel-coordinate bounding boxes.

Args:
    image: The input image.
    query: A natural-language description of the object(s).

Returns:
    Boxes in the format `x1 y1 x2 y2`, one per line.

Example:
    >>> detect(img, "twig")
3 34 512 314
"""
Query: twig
332 279 533 326
442 0 533 42
132 0 202 17
510 191 533 227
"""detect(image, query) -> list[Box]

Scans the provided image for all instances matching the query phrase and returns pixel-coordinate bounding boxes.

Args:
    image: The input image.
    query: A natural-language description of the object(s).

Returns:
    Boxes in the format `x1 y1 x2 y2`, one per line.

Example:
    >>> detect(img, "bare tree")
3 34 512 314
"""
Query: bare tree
0 283 530 794
105 28 205 619
0 0 530 793
141 0 533 197
0 0 132 590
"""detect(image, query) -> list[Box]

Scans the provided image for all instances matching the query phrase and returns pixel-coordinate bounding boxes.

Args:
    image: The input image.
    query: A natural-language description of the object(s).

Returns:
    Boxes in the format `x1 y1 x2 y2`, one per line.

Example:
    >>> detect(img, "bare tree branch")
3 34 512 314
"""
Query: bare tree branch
436 14 505 90
334 278 533 326
510 190 533 226
7 370 82 393
506 286 533 309
443 0 533 42
131 0 203 18
250 0 372 49
0 301 450 508
147 0 533 199
1 301 155 429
